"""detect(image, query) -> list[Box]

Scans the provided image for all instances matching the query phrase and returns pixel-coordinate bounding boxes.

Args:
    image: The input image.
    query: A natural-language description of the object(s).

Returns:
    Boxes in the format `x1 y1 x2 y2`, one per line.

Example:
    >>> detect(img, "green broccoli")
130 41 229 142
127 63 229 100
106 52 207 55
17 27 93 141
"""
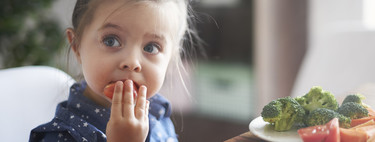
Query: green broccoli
305 108 336 126
261 100 282 123
338 102 368 119
295 86 339 114
337 113 352 128
261 97 305 131
305 108 351 128
342 94 369 108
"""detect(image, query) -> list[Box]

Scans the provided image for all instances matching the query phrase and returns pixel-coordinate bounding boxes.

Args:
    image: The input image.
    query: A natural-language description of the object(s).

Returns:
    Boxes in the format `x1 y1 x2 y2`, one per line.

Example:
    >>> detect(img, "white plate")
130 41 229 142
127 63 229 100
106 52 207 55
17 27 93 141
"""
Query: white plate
249 116 303 142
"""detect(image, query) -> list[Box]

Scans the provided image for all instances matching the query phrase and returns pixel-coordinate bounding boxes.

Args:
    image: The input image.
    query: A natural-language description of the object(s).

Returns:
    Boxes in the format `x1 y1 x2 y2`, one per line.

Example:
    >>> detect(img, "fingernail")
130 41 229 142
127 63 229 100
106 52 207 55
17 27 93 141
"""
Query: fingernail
141 85 147 94
126 80 133 89
116 81 123 87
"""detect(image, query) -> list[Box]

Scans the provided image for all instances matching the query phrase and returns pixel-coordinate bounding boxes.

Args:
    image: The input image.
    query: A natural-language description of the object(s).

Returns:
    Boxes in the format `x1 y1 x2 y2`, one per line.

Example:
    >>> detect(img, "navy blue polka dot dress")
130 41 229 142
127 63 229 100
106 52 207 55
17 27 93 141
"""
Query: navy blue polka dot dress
29 81 178 142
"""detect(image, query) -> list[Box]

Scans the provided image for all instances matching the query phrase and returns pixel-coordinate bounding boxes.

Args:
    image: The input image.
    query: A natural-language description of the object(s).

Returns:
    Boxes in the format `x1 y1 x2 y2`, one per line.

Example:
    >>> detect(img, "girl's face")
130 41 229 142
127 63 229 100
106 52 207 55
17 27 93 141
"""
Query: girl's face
72 1 180 103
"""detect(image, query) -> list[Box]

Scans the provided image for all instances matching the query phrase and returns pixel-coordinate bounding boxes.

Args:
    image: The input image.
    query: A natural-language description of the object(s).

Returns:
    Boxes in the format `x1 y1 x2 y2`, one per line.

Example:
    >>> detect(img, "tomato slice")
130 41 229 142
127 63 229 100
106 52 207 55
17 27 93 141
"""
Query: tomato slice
298 118 339 142
298 125 329 142
103 81 138 100
103 83 116 99
325 118 340 142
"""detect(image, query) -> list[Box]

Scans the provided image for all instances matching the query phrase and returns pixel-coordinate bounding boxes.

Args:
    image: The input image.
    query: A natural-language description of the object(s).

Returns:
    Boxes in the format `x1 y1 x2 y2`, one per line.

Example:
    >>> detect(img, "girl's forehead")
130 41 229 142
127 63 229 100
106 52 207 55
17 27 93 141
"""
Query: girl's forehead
91 1 181 39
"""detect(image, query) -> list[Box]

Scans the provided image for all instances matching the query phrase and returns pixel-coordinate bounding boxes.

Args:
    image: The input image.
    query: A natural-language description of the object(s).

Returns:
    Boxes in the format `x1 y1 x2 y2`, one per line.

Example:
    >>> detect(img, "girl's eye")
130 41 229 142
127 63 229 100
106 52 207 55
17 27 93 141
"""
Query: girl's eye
103 36 120 47
143 43 160 54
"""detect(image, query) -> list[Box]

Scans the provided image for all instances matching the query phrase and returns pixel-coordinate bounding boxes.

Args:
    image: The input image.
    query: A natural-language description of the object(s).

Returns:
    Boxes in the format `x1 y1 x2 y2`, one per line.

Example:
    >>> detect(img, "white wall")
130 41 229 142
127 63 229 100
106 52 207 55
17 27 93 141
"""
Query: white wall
291 0 375 105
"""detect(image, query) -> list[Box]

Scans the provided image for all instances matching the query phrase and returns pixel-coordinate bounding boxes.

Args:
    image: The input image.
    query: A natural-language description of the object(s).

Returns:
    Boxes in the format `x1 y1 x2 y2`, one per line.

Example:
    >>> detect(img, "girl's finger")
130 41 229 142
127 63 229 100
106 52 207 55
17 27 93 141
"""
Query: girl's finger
135 85 147 119
145 100 150 120
110 81 123 118
122 80 135 117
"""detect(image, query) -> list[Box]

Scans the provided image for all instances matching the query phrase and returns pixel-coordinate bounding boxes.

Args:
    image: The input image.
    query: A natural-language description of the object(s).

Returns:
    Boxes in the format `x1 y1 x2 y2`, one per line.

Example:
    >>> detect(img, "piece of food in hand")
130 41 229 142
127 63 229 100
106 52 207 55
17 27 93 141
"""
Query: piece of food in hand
103 81 138 100
305 108 351 128
294 86 339 115
261 96 305 131
298 118 340 142
338 102 369 119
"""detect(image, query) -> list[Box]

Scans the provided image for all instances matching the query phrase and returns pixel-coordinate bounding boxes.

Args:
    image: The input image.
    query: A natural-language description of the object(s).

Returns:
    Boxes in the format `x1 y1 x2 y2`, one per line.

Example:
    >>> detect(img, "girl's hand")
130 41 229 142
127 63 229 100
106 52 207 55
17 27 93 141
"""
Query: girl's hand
106 80 150 142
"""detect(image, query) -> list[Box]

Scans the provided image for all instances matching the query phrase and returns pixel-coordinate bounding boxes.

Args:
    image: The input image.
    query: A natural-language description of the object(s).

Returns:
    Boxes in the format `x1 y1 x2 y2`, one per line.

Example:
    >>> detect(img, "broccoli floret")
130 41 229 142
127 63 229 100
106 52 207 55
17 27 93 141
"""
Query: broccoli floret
295 86 339 114
342 94 369 108
305 108 337 126
337 113 351 128
305 108 351 128
261 97 305 131
338 102 368 119
261 100 282 123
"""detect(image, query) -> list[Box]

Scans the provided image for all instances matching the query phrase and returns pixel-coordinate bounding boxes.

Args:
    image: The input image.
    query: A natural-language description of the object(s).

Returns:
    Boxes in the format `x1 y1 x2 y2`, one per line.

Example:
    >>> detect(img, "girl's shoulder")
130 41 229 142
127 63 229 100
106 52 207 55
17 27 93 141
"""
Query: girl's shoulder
29 101 107 142
149 94 172 120
29 117 75 142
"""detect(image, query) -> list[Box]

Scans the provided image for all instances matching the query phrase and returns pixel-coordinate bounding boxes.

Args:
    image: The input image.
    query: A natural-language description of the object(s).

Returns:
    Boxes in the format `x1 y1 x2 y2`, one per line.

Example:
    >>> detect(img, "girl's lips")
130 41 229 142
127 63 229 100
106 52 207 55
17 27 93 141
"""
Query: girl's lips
103 80 139 100
109 80 140 89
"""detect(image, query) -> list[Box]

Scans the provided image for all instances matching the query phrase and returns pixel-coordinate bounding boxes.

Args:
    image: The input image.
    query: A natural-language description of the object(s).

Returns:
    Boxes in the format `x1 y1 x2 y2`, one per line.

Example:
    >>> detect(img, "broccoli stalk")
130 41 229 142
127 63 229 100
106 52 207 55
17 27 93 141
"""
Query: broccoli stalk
295 86 339 115
261 97 305 131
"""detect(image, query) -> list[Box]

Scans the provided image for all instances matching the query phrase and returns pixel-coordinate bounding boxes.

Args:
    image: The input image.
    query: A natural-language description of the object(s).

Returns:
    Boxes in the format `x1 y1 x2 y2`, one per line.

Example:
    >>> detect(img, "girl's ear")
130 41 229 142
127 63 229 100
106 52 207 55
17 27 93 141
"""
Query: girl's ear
66 28 82 64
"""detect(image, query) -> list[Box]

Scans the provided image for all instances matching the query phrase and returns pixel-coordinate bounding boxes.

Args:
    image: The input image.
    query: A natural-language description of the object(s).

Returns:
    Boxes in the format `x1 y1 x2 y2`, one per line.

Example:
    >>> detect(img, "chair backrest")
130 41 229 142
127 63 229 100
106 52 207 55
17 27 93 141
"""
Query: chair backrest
0 66 75 141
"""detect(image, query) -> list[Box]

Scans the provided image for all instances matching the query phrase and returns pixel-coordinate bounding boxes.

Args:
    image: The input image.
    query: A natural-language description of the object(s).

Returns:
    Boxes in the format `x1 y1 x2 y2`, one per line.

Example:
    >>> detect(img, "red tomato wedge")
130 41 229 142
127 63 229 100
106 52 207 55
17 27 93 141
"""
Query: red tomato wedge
298 125 329 142
325 118 340 142
298 118 339 142
103 81 138 100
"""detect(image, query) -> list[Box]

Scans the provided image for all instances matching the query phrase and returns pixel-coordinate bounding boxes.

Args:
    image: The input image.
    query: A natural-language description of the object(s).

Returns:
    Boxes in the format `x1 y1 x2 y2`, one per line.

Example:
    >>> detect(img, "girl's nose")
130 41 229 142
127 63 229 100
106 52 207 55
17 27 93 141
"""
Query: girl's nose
119 56 141 72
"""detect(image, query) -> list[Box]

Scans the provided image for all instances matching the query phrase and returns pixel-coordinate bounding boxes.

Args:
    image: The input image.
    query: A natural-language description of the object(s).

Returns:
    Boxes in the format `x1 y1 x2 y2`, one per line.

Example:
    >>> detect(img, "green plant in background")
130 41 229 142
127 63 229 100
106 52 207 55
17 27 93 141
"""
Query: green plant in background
0 0 64 68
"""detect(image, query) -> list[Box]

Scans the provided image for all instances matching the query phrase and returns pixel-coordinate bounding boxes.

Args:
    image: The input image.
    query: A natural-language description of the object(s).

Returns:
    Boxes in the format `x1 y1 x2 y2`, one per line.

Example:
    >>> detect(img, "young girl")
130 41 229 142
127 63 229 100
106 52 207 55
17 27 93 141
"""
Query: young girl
30 0 194 141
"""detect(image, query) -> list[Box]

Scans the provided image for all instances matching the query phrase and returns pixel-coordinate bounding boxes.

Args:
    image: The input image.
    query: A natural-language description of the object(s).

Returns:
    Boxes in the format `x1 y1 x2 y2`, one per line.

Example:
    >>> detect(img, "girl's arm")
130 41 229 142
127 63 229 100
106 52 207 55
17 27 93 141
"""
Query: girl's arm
106 80 150 142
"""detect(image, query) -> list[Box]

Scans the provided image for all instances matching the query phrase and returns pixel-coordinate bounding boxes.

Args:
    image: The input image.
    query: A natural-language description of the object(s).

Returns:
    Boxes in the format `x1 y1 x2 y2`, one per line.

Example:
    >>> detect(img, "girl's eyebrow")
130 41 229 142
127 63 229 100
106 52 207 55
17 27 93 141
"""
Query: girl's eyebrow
99 23 123 31
99 22 166 42
145 33 165 41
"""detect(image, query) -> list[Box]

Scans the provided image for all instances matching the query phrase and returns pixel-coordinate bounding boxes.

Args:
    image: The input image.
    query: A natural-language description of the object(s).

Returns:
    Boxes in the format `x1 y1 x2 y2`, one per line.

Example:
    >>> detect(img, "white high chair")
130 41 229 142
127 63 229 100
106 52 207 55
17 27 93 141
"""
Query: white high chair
0 66 75 142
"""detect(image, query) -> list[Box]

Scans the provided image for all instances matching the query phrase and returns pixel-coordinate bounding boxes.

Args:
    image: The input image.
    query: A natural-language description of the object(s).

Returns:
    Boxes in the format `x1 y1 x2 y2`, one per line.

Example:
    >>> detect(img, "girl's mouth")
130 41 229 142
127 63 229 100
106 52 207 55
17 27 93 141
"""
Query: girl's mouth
108 80 139 89
103 80 139 100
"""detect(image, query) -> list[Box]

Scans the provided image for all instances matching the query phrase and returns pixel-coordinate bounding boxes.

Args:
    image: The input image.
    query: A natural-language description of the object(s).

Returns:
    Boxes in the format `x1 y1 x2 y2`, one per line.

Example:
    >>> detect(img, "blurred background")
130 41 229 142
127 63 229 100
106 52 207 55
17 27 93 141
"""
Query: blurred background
1 0 375 141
